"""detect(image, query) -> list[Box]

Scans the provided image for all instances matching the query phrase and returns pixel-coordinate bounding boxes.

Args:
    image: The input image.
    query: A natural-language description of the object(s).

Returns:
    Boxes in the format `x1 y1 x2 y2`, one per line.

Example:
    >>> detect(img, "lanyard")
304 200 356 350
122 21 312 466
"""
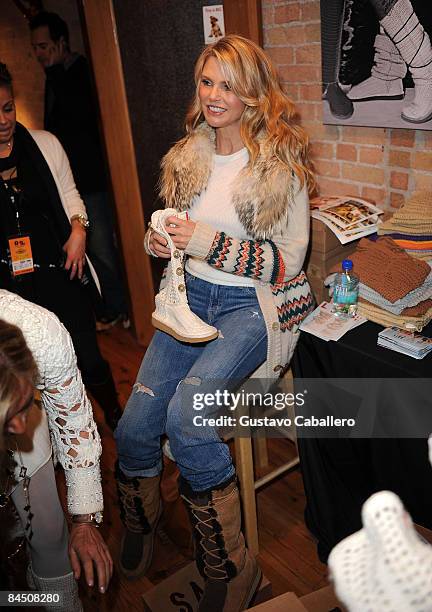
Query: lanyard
2 174 23 235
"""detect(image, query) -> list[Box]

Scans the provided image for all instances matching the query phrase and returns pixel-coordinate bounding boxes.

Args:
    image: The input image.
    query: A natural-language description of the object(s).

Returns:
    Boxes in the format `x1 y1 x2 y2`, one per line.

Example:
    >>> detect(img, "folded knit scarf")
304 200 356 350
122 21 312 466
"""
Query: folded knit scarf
358 299 432 332
330 237 431 303
375 232 432 260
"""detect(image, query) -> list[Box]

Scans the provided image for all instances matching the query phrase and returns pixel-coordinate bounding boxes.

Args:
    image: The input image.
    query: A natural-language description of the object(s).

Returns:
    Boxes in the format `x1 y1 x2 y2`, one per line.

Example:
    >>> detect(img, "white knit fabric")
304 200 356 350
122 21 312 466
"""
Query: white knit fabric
0 290 103 514
329 490 432 611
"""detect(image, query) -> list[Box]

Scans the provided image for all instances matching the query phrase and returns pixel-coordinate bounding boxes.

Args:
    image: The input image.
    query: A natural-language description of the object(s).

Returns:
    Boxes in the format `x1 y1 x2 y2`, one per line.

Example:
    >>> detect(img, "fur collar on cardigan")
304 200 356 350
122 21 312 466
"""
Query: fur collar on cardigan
159 122 296 240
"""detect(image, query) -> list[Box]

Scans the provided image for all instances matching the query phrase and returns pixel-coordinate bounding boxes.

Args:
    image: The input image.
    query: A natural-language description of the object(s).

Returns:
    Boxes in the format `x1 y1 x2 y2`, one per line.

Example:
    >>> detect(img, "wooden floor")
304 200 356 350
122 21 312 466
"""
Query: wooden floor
10 324 328 610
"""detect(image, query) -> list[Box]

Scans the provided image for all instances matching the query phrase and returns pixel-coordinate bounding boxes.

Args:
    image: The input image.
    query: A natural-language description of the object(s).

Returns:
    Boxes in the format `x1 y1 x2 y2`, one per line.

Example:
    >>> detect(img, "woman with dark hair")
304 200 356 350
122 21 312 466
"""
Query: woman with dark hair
115 35 314 611
0 62 121 429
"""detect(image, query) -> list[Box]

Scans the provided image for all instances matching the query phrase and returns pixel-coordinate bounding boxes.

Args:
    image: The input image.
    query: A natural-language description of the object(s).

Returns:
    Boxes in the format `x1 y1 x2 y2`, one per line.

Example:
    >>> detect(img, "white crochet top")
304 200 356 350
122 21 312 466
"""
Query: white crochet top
0 290 103 514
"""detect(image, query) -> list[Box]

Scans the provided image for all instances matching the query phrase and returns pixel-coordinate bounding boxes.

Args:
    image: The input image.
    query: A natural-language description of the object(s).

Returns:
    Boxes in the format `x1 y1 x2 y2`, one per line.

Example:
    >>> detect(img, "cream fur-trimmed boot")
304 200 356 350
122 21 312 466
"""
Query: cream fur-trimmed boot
150 208 218 343
381 0 432 123
348 32 406 101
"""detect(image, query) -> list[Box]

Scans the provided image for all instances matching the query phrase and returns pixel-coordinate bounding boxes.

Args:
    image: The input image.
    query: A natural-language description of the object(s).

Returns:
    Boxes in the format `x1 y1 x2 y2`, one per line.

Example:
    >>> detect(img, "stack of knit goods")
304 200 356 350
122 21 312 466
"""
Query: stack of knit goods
377 191 432 261
327 236 432 331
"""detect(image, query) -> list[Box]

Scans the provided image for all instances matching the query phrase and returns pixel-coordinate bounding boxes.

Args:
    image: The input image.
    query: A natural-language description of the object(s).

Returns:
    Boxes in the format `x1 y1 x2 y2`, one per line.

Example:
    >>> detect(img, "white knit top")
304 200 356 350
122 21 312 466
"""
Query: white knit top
186 147 255 286
0 290 103 514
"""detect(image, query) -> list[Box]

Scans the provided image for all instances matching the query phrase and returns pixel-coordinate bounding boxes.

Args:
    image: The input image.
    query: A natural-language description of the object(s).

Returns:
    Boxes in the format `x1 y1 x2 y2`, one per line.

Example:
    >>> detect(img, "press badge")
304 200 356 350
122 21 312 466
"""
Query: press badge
8 235 34 276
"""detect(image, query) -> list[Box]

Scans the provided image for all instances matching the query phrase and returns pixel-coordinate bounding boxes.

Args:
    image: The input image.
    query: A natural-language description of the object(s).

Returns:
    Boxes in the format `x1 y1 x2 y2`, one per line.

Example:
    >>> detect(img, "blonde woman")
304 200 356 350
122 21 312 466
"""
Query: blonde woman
0 319 37 586
0 319 37 454
115 35 314 611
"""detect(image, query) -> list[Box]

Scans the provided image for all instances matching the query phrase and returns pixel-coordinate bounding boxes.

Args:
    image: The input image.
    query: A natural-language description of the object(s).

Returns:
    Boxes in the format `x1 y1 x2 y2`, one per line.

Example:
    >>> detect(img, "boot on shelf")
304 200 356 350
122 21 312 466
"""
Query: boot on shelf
181 479 262 612
86 371 123 431
116 462 162 578
27 565 83 612
348 32 406 101
320 0 354 119
150 208 218 343
381 0 432 122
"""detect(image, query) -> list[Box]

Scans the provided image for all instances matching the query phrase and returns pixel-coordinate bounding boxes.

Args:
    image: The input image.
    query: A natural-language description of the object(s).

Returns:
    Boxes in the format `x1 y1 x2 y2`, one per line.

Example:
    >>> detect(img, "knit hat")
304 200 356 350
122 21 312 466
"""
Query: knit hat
329 490 432 612
378 192 432 260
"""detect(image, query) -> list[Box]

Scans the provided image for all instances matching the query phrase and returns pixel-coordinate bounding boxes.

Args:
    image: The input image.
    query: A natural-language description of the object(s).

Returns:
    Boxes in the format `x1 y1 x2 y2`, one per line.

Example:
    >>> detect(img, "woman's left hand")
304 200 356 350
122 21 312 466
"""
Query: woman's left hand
165 216 196 251
69 524 113 593
63 223 86 280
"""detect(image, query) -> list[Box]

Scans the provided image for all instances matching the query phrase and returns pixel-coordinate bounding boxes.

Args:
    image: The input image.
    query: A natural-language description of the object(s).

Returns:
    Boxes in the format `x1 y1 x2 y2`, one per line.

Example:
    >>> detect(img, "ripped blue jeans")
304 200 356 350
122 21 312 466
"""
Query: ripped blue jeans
114 272 267 491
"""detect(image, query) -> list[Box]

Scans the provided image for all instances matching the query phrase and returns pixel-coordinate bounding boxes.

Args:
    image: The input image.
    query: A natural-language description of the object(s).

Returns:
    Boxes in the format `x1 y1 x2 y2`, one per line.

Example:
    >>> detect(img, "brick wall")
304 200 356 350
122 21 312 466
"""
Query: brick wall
262 0 432 209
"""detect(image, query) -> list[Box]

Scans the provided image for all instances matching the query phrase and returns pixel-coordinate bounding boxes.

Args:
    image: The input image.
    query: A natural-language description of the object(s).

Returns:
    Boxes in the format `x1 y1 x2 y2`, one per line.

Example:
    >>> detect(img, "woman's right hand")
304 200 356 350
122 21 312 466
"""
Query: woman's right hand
148 229 171 259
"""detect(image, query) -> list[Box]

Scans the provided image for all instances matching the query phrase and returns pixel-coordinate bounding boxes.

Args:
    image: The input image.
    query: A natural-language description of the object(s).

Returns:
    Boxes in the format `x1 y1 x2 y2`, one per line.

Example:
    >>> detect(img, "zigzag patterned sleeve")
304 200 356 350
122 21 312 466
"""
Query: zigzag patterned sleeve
206 232 286 285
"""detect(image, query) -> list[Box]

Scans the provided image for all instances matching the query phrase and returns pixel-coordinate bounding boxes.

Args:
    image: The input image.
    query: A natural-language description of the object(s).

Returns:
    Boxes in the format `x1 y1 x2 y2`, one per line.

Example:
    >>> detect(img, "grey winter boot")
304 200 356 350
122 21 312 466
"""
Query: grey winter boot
181 479 262 612
381 0 432 122
348 32 406 101
116 463 162 578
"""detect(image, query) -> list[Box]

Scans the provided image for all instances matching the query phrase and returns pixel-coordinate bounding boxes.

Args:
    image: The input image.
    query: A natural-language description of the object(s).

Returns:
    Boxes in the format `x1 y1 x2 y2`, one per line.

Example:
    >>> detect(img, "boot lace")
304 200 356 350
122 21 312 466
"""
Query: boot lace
116 473 151 534
190 504 231 581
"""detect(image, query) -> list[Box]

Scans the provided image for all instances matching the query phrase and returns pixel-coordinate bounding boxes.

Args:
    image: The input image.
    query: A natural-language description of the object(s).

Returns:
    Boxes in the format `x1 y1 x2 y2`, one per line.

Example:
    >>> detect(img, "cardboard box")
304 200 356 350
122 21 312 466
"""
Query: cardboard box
415 523 432 545
306 219 358 304
249 591 308 611
310 218 344 254
301 585 346 611
250 585 346 612
142 562 271 611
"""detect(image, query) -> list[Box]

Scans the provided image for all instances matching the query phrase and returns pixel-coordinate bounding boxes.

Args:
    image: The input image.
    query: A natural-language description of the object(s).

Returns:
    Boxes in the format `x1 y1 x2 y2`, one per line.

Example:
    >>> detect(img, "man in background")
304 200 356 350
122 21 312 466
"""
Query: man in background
30 11 129 330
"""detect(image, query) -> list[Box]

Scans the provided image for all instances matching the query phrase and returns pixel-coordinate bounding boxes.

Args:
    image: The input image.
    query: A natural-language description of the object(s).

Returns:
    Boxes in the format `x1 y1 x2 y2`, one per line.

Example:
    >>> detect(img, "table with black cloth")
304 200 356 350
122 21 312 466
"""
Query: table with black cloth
291 320 432 563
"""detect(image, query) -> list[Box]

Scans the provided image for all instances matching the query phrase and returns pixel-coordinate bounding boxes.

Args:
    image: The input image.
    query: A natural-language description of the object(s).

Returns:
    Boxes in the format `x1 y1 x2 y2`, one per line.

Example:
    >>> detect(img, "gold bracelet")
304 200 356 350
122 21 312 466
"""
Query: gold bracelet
70 214 90 230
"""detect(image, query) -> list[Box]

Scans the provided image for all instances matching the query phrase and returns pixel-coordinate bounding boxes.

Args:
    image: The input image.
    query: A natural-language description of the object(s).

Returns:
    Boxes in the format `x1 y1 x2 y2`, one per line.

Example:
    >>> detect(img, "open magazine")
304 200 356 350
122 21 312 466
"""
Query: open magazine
310 196 384 244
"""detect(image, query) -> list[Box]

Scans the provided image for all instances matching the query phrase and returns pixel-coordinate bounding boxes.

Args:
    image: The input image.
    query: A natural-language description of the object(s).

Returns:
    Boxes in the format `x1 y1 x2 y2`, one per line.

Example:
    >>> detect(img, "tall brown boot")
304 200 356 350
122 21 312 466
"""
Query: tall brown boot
116 462 162 578
159 456 193 558
181 479 262 612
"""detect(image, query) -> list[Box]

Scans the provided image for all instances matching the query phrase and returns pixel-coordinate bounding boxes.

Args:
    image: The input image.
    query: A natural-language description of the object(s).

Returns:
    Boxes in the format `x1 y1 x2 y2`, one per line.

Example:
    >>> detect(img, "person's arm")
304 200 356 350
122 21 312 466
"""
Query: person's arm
46 133 87 279
173 182 310 283
39 313 112 592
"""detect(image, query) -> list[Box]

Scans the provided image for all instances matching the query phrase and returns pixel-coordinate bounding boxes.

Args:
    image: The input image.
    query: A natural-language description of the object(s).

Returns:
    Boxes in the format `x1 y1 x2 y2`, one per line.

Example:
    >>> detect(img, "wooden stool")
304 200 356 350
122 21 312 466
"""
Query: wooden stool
235 436 299 556
232 370 300 556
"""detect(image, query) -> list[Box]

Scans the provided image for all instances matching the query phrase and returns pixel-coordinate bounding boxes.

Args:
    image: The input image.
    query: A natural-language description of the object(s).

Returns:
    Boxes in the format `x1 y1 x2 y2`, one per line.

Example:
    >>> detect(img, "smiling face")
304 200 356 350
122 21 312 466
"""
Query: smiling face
0 85 16 152
198 56 245 140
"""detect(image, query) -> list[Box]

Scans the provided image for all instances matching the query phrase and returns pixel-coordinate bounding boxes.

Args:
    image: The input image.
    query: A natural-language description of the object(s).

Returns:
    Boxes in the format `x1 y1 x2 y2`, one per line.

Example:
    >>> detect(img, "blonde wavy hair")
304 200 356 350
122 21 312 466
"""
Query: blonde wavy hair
0 320 37 458
185 34 314 192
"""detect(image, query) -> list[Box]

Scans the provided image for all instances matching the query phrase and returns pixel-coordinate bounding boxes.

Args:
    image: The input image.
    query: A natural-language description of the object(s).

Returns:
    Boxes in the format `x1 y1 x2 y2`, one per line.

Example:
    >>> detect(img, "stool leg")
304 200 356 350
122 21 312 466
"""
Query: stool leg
253 437 269 470
235 436 259 556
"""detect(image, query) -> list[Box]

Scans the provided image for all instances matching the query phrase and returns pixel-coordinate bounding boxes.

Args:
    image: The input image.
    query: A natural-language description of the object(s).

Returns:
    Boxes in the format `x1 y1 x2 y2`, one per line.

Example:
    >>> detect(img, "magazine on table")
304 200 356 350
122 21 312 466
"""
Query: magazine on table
377 327 432 359
310 196 384 244
299 301 367 342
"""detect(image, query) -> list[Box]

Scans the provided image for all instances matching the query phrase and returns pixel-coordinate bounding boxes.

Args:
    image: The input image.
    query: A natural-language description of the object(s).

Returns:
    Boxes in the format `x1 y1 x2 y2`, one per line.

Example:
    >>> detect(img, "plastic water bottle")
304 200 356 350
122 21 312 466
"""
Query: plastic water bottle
332 259 359 317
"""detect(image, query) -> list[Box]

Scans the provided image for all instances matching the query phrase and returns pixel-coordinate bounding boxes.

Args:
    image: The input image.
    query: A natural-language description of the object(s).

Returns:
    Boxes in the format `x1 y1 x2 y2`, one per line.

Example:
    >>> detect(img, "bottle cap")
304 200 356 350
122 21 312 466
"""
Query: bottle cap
342 259 353 271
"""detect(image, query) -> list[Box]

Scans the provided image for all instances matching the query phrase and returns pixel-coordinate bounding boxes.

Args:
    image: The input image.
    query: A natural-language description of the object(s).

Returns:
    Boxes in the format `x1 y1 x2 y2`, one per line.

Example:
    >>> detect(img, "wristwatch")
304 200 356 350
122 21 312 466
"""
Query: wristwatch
70 214 90 230
71 511 103 527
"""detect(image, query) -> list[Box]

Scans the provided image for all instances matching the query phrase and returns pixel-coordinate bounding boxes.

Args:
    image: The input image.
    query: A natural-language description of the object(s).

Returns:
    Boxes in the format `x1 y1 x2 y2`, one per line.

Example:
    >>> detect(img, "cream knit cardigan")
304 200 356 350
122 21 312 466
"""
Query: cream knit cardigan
147 122 313 380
